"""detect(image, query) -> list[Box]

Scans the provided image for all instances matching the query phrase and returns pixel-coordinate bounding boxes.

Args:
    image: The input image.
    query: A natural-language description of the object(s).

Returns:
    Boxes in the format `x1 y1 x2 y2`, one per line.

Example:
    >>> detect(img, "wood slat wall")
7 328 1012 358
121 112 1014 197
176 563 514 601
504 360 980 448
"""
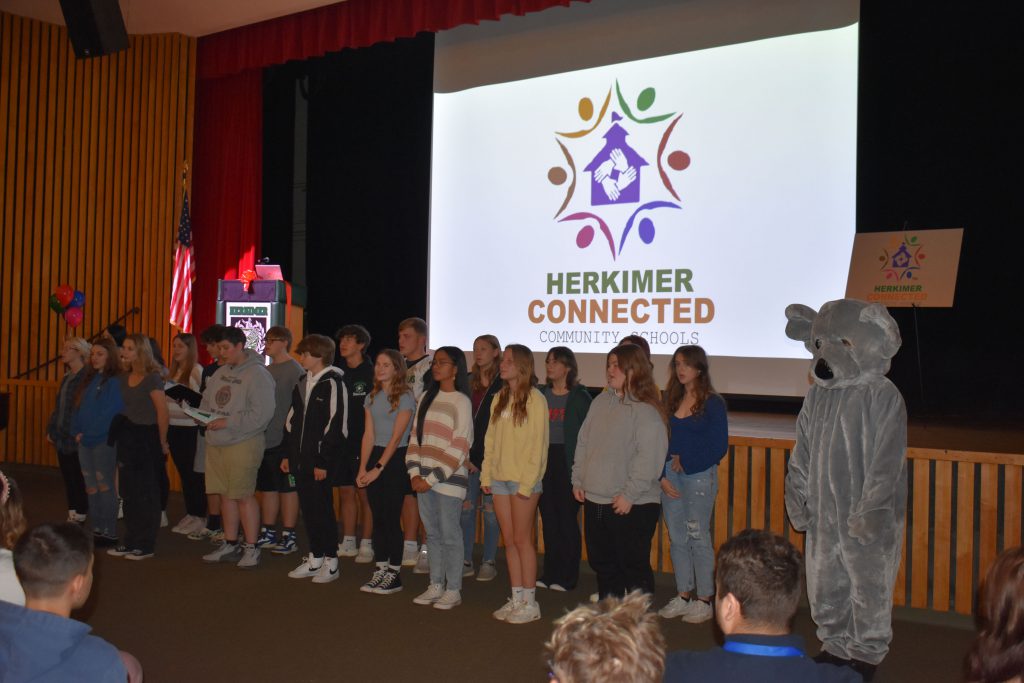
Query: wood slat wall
0 13 196 466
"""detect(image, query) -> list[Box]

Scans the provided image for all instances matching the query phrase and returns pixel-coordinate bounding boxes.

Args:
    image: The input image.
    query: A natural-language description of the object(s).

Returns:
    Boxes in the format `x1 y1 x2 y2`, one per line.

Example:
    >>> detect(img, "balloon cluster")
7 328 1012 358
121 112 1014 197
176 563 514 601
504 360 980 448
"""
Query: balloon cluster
48 283 85 328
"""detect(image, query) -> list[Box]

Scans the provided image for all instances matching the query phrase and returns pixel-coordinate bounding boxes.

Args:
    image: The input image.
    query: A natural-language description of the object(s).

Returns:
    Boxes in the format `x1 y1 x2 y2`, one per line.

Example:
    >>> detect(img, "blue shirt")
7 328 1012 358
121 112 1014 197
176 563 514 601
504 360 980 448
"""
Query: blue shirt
666 393 728 475
366 389 416 447
71 374 124 447
0 600 127 682
664 633 863 682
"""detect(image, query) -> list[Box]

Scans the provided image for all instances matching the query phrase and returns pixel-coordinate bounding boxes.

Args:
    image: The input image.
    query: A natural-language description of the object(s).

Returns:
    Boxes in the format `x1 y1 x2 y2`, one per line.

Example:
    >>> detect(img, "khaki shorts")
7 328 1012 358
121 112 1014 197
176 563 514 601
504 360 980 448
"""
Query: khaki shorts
205 435 265 499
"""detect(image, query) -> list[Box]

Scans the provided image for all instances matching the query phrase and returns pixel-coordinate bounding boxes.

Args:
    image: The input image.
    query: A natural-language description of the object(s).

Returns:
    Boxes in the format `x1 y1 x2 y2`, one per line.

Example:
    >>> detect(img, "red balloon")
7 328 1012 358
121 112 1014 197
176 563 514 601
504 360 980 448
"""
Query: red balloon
64 307 83 328
55 284 74 308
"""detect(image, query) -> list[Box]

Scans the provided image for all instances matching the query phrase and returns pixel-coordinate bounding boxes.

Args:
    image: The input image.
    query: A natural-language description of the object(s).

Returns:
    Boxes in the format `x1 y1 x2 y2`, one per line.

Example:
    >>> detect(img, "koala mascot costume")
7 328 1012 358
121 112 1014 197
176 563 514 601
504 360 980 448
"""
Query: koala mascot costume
784 299 907 681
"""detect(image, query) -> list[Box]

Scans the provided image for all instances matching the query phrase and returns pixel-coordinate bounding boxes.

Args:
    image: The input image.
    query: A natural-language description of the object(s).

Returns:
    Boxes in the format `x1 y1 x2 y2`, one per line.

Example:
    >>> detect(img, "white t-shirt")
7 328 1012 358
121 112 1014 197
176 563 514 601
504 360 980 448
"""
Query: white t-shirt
404 351 434 401
0 548 25 605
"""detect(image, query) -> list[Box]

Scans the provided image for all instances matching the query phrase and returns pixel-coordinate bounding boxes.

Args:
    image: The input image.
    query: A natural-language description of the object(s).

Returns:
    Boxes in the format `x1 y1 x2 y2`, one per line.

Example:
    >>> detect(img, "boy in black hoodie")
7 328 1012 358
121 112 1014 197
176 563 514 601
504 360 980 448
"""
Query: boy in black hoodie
281 335 349 583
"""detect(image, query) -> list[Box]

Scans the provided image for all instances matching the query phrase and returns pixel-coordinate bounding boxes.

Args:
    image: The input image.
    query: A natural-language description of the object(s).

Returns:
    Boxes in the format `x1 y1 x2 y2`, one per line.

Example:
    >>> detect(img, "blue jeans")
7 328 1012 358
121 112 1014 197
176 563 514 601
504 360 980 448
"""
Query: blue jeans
418 488 465 591
661 464 718 597
461 470 499 564
78 442 118 536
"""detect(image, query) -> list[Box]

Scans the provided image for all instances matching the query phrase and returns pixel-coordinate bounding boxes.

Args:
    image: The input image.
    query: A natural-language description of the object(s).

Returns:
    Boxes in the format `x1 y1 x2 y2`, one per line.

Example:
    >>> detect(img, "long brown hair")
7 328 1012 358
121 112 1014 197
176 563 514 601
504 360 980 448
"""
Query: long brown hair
470 334 501 394
663 345 718 417
611 345 667 427
491 344 537 427
169 333 199 386
0 470 25 550
74 338 122 406
965 546 1024 683
370 349 411 412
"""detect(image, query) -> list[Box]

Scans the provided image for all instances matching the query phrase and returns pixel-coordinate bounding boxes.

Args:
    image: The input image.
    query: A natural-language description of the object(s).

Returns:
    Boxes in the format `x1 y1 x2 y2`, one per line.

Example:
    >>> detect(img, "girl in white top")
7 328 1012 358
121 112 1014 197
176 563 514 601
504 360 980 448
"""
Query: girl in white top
166 333 206 535
0 469 26 605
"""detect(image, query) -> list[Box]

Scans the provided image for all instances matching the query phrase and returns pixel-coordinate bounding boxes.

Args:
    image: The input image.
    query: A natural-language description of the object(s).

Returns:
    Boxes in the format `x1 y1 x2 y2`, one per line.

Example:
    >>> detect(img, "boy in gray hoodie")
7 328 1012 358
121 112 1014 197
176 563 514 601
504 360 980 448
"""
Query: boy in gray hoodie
199 326 276 569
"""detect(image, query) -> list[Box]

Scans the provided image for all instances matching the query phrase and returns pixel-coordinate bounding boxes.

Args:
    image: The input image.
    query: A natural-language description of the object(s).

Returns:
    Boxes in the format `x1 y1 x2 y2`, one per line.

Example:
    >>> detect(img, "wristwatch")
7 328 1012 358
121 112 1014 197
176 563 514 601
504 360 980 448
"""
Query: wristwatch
374 462 384 470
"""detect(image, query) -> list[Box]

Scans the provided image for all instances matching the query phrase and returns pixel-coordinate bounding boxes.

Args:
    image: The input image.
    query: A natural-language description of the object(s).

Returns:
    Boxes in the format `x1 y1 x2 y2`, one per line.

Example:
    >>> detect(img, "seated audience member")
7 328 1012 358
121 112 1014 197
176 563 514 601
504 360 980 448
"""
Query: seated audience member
964 545 1024 683
663 529 862 682
0 523 143 682
0 469 27 605
546 590 665 683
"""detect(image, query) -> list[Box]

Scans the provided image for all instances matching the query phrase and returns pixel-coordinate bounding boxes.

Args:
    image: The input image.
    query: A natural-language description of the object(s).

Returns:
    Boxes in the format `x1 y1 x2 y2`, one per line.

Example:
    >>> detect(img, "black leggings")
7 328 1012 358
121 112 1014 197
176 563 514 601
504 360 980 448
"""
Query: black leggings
539 444 582 589
57 449 89 515
117 422 163 554
584 500 660 598
366 445 408 567
167 425 206 517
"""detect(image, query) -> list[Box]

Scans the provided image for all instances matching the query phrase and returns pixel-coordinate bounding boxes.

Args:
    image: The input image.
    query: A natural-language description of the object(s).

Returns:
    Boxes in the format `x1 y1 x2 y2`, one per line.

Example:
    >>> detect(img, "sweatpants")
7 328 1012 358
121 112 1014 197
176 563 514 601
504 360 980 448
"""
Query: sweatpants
295 466 339 558
539 444 582 589
584 500 660 598
366 445 408 567
117 422 163 554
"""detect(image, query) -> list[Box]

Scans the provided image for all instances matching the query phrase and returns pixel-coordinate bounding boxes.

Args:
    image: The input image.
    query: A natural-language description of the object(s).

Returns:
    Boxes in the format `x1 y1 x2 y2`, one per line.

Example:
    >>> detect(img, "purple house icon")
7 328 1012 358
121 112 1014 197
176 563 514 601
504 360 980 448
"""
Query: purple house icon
583 118 648 206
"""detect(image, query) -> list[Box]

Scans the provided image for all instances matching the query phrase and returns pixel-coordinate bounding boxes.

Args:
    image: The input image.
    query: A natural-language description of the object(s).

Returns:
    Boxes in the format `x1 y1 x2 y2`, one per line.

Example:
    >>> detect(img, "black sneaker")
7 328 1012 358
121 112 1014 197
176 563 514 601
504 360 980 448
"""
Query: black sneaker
107 545 132 557
373 569 403 595
93 532 119 548
360 567 388 593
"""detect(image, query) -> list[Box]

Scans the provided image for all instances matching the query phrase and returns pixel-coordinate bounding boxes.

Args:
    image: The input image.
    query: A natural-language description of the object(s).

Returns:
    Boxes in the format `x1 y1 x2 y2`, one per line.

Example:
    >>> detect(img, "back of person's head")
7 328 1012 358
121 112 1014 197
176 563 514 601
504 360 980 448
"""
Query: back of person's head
296 334 335 362
13 523 93 600
965 546 1024 683
620 334 652 362
105 324 127 347
200 324 228 345
546 591 665 683
0 470 26 550
716 529 803 630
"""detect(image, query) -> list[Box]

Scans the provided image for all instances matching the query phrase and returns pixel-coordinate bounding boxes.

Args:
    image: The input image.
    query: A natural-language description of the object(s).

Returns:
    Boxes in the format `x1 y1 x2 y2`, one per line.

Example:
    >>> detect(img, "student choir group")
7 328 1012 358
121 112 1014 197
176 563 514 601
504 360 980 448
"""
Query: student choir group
30 317 726 625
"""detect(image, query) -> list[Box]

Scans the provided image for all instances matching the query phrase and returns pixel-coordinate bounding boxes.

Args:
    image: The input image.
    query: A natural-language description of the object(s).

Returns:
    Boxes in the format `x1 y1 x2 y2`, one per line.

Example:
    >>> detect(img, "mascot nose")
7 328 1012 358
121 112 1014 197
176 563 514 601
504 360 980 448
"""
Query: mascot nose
814 358 834 380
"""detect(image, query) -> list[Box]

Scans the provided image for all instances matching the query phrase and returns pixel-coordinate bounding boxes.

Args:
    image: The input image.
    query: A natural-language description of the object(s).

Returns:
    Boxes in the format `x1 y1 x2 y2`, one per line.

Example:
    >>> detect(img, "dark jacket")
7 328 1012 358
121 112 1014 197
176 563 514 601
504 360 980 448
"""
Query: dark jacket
46 369 88 452
468 372 503 469
543 383 593 469
283 366 349 473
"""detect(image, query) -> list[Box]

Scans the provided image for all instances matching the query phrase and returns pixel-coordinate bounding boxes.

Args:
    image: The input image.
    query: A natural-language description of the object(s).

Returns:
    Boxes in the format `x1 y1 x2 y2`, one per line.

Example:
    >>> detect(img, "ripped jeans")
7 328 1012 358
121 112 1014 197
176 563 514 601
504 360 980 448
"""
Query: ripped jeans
661 464 718 597
78 442 118 536
461 469 499 564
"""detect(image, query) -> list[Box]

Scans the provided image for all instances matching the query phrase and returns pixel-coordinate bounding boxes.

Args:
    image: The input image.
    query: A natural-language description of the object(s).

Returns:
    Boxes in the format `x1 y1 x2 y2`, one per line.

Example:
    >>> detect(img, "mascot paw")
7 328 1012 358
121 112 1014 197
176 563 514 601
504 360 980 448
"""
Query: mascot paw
848 509 892 546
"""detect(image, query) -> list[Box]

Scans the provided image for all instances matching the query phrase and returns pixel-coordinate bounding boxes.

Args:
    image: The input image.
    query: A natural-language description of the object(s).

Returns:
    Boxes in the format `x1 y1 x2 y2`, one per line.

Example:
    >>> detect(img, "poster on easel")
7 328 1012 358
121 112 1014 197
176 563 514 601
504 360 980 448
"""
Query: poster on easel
845 228 964 307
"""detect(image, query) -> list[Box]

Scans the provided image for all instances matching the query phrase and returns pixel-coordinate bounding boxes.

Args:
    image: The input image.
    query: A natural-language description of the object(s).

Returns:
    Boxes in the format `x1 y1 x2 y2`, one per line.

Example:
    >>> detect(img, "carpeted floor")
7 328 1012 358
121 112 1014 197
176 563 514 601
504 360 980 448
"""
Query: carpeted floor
5 463 974 682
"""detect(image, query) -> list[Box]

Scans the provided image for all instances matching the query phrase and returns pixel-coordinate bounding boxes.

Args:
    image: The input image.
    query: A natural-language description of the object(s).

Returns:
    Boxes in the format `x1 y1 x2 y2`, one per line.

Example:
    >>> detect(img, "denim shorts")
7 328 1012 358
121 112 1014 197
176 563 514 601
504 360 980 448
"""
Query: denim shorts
490 479 543 496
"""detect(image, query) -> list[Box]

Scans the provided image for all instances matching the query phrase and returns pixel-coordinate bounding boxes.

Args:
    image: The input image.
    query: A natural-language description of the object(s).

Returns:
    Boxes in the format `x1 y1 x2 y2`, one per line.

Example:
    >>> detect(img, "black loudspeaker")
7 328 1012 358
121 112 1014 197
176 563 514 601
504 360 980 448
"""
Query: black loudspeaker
58 0 129 59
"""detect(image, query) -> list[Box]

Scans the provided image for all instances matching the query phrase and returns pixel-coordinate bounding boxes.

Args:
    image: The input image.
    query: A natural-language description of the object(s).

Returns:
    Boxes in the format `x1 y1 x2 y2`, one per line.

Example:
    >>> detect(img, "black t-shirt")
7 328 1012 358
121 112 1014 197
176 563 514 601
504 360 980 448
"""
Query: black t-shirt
340 358 374 457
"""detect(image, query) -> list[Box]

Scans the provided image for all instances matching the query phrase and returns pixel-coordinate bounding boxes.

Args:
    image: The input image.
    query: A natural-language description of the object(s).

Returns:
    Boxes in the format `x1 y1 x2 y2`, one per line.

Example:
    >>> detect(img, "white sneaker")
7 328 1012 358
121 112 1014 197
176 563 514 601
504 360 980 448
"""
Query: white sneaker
659 595 694 619
492 597 519 621
507 601 541 624
476 560 498 582
202 541 242 564
535 579 548 589
171 515 195 534
549 584 567 592
312 558 340 584
160 511 169 528
682 599 714 623
236 544 261 569
413 583 445 605
401 543 418 566
462 562 475 578
185 516 207 535
66 510 86 524
288 554 324 579
355 541 374 564
117 498 124 519
589 592 599 603
413 546 430 574
433 590 462 610
337 538 358 557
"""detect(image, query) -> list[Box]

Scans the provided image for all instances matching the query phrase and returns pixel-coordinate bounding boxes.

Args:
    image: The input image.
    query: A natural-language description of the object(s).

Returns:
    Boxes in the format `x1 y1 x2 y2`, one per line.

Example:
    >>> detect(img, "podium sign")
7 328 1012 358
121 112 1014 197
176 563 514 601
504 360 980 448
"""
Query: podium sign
225 302 270 353
845 228 963 307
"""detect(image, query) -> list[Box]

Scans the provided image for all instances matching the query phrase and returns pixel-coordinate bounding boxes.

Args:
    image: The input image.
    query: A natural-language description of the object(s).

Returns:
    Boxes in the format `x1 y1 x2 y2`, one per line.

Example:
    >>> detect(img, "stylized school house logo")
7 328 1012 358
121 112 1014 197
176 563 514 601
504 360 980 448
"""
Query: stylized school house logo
878 235 926 282
546 82 691 260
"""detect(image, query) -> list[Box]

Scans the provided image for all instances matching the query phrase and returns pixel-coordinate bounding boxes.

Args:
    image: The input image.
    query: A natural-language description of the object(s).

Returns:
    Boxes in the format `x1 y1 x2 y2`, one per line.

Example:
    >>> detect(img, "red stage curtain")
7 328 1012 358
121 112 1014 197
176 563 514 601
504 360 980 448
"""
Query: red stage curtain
190 69 263 340
198 0 584 79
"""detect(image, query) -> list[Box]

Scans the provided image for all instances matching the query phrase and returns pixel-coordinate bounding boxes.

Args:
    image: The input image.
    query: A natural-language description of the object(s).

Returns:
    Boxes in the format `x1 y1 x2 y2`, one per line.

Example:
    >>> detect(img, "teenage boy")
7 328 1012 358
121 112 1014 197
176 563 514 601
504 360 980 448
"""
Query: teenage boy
0 523 142 682
334 324 375 563
255 326 304 555
282 334 349 583
188 324 228 541
397 317 432 572
663 529 862 683
200 326 276 569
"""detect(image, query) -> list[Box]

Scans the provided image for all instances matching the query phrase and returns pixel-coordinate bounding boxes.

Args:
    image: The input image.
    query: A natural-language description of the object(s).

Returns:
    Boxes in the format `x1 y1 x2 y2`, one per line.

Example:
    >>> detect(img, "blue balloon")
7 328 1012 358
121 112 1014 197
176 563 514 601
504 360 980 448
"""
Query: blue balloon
70 290 85 309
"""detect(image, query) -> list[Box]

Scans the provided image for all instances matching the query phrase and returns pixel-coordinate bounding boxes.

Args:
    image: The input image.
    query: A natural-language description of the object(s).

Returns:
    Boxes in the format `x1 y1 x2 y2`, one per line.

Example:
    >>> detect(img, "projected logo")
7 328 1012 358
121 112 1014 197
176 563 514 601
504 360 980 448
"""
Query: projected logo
878 235 927 282
547 81 691 260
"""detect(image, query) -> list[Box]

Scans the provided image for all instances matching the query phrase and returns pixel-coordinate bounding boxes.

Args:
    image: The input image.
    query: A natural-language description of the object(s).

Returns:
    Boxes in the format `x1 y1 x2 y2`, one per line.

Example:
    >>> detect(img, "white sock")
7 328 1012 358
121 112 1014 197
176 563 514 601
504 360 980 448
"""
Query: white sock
343 535 356 544
404 540 418 551
376 561 387 570
524 588 537 605
310 556 324 568
325 557 338 570
512 586 524 602
360 539 372 548
420 544 428 552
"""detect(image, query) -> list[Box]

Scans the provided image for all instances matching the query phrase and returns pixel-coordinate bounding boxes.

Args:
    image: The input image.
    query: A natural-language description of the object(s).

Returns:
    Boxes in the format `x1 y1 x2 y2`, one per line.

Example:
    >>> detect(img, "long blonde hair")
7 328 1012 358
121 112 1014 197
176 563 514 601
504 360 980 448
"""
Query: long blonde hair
125 333 161 375
491 344 536 427
370 349 412 412
470 334 501 394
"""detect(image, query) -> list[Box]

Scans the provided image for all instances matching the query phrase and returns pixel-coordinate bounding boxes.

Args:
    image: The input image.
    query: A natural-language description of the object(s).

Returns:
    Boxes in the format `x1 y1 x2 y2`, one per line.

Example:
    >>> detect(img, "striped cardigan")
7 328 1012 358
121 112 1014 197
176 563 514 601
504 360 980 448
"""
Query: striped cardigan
406 390 473 499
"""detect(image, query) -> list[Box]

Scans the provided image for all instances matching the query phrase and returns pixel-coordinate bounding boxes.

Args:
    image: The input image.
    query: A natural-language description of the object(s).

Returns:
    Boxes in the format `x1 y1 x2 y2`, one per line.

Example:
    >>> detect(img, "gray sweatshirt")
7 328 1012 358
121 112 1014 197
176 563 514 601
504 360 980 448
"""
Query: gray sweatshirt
571 391 668 506
200 349 276 447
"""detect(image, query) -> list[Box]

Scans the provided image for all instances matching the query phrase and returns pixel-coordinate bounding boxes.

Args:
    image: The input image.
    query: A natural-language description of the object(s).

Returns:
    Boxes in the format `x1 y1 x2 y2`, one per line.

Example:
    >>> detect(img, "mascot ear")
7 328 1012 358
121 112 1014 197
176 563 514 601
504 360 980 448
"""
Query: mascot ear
859 303 902 359
785 304 817 343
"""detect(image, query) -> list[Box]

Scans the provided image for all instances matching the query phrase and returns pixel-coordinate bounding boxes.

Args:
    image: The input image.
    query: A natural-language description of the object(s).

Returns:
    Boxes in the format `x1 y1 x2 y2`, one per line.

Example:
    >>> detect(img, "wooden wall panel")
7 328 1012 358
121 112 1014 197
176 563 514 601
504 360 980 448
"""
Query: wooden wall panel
0 13 196 466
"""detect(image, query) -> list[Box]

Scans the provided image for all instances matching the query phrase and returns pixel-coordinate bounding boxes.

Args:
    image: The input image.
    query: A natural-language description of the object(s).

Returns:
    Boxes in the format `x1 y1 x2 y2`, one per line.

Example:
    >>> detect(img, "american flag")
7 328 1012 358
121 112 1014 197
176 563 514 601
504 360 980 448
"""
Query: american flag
169 191 195 332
